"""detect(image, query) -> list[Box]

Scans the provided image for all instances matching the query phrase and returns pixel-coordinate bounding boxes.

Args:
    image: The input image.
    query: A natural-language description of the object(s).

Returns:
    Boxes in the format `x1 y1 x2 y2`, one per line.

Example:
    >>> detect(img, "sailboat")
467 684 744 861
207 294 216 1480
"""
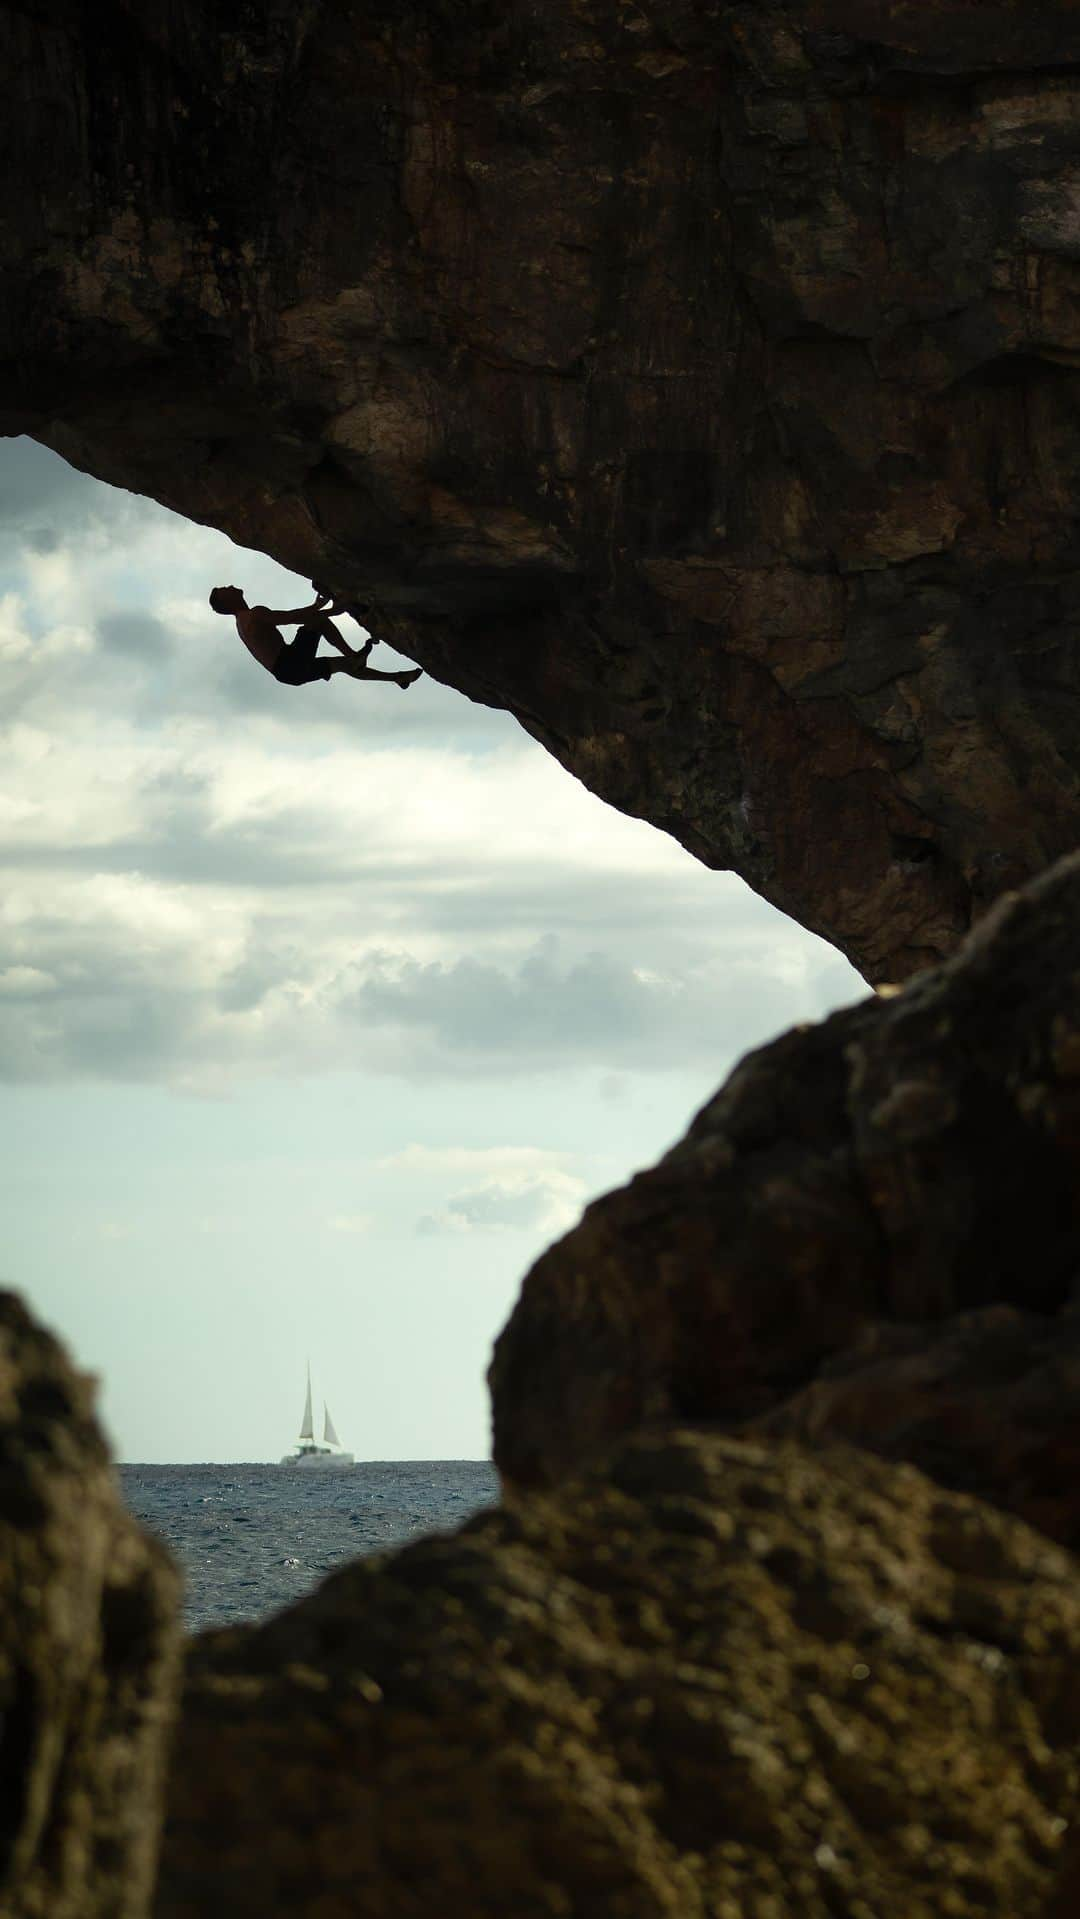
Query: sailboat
280 1364 355 1468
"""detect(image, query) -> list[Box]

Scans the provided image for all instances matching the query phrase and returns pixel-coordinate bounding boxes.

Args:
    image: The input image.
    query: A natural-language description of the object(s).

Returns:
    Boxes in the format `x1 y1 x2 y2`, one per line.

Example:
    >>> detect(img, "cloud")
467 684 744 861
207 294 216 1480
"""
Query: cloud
26 528 60 554
97 611 173 658
599 1073 629 1104
0 436 139 549
0 437 865 1091
333 937 796 1077
0 965 55 995
0 592 23 646
416 1179 582 1235
381 1145 588 1238
0 828 861 1089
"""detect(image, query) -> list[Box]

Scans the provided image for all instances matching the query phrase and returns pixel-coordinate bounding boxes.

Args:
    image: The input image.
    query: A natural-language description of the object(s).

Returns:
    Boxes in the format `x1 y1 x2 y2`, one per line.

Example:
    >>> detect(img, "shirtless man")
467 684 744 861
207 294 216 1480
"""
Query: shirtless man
208 585 422 690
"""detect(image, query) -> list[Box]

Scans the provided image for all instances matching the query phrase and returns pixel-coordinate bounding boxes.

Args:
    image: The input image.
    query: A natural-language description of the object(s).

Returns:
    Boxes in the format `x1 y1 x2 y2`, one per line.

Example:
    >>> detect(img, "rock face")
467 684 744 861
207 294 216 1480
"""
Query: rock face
0 1293 180 1919
7 2 1080 976
490 850 1080 1495
757 1304 1080 1555
150 857 1080 1919
8 10 1080 1912
158 1430 1079 1919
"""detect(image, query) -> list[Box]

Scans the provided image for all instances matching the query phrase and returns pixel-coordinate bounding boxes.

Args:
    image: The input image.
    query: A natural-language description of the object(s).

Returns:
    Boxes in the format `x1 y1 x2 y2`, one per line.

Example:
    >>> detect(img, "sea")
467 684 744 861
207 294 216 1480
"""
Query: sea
120 1461 500 1634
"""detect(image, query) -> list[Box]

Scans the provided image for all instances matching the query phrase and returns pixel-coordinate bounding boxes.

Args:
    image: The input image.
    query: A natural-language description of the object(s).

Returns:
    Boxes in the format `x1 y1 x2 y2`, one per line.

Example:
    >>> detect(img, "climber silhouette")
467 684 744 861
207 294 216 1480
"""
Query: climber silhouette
208 586 422 690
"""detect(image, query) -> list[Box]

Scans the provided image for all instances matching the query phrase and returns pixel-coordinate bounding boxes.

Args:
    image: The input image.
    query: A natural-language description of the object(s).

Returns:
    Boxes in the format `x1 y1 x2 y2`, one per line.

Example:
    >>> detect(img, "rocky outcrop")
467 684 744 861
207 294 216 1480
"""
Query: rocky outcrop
9 9 1080 1911
0 1294 180 1919
158 1429 1079 1919
8 2 1080 976
490 850 1080 1493
756 1304 1080 1554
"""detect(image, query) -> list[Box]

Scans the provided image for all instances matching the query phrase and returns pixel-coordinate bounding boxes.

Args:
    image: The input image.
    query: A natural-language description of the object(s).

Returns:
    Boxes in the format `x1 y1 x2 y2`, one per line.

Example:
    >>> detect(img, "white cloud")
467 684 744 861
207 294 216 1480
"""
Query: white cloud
0 592 33 660
0 966 54 995
0 826 859 1087
387 1146 588 1238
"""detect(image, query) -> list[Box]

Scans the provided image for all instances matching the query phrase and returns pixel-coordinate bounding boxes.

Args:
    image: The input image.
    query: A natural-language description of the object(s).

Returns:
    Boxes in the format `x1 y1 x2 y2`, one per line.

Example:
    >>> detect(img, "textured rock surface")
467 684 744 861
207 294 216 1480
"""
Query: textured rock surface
158 1430 1080 1919
8 2 1080 976
9 9 1080 1909
491 850 1080 1489
0 1293 180 1919
756 1303 1080 1553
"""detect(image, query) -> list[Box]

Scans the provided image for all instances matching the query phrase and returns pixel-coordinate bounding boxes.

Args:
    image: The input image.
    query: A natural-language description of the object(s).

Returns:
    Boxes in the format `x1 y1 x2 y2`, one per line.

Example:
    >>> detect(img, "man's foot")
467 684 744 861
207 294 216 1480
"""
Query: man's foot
357 639 375 665
397 669 422 688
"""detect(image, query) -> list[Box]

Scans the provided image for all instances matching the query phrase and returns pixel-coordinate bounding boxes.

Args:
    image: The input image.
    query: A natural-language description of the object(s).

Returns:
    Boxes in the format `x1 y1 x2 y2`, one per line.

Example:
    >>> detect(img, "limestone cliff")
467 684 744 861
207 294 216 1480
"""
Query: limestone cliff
7 1 1080 976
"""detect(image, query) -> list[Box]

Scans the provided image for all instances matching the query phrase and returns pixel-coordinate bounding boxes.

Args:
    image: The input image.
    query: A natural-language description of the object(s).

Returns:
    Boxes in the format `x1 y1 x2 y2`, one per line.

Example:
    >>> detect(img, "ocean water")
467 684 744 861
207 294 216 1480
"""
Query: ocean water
120 1460 500 1633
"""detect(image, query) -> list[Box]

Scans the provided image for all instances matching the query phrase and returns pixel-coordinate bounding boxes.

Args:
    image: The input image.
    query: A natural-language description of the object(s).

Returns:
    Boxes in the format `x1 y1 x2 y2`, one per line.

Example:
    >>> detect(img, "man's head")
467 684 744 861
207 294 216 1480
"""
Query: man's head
209 584 244 614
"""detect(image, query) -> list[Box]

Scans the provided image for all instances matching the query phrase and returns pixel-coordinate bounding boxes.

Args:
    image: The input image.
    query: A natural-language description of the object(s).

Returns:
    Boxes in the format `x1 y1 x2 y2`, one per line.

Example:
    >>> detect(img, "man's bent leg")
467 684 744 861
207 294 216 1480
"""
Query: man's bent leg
315 612 363 657
294 622 323 667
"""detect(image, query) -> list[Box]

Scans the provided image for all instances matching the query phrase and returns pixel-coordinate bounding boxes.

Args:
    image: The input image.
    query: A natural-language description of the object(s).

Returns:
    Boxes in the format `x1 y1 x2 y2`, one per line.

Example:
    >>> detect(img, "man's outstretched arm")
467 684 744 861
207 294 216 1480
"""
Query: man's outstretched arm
265 594 329 625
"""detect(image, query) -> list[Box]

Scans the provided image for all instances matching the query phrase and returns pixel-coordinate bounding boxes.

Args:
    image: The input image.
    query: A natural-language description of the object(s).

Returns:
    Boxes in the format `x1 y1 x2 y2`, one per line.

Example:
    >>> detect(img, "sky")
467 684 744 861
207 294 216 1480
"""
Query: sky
0 435 864 1461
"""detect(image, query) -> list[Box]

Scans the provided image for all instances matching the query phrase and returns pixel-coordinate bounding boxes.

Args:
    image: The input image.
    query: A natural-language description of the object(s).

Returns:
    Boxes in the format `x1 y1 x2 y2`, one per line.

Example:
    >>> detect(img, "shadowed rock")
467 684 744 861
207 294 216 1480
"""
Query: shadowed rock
755 1303 1080 1552
7 3 1080 976
490 851 1080 1491
8 8 1080 1910
158 1429 1079 1919
0 1293 180 1919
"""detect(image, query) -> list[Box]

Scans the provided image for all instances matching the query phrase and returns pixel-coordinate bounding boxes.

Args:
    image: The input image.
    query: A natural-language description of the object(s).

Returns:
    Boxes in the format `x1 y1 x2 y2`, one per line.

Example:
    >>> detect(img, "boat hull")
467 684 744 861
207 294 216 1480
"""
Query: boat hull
279 1451 355 1468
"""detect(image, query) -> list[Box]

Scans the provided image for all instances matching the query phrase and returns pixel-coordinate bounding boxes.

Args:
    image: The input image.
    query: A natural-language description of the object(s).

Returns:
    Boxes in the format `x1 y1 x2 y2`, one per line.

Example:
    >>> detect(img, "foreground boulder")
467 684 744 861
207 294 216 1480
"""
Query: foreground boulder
0 1293 180 1919
491 851 1080 1492
158 1429 1078 1918
8 2 1080 977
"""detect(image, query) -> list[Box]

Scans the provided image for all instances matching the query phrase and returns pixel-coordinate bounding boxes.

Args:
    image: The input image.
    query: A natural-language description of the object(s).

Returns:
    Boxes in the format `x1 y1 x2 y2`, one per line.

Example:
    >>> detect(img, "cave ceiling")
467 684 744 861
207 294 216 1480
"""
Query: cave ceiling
6 0 1080 979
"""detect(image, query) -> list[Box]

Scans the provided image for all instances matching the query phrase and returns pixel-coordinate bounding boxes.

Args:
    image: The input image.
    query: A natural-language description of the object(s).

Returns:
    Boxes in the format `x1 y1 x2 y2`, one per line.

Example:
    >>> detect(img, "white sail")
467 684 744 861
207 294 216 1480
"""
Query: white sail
299 1365 314 1441
280 1365 354 1467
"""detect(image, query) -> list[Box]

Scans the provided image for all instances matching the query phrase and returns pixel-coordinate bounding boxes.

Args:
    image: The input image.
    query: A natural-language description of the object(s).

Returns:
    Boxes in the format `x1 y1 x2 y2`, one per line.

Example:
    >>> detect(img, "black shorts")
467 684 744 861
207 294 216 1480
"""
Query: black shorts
273 624 333 686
